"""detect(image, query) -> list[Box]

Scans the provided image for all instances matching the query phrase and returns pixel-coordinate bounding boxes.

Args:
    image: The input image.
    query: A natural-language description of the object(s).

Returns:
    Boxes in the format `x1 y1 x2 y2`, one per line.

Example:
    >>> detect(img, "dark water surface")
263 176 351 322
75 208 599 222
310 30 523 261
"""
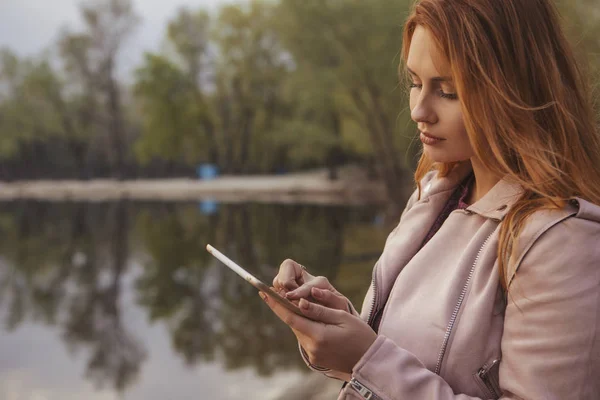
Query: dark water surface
0 201 392 400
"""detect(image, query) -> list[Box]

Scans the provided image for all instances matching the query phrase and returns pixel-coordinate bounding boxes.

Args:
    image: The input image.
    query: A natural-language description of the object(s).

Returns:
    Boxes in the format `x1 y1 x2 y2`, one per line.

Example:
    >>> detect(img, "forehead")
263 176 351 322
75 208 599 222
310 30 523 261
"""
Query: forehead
406 26 451 78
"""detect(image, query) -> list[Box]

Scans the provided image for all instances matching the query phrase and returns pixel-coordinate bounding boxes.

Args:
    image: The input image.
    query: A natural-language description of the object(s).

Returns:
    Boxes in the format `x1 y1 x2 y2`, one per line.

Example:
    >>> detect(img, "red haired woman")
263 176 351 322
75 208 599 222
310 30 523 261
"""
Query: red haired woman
262 0 600 398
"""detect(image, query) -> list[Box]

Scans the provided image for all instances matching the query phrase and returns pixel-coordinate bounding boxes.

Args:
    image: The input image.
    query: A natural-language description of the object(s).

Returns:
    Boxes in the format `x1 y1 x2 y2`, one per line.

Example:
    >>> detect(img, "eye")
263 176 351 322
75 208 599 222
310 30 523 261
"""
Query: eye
409 83 422 89
438 90 458 100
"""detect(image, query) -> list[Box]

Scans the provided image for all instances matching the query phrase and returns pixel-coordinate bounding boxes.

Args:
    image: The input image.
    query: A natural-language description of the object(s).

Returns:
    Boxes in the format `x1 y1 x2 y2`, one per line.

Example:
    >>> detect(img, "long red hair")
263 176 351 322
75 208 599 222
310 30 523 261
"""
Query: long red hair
401 0 600 289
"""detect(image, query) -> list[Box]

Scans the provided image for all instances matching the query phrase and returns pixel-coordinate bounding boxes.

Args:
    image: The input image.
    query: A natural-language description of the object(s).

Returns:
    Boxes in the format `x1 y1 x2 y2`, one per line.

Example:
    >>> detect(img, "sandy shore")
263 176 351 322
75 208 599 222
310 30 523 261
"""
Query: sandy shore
0 169 388 205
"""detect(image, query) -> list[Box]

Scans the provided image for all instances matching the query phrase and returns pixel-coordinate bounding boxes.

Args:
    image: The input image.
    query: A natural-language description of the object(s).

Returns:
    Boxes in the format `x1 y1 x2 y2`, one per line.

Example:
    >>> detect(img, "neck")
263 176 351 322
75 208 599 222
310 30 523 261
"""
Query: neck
467 157 501 204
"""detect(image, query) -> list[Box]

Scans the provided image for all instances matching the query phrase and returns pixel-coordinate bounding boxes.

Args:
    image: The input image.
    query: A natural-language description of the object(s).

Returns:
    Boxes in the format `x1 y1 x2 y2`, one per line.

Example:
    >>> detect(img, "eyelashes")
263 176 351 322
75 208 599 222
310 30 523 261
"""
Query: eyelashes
409 83 458 100
439 91 459 100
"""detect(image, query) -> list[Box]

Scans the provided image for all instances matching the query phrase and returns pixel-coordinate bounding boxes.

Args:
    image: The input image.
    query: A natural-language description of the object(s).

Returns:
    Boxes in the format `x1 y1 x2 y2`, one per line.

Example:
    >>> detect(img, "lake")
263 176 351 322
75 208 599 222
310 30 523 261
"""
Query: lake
0 200 393 400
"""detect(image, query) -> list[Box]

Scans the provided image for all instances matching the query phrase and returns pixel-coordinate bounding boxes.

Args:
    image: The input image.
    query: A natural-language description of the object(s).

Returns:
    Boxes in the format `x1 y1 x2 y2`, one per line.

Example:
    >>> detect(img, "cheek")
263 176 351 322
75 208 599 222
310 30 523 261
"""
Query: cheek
425 106 475 162
443 107 468 139
445 111 474 157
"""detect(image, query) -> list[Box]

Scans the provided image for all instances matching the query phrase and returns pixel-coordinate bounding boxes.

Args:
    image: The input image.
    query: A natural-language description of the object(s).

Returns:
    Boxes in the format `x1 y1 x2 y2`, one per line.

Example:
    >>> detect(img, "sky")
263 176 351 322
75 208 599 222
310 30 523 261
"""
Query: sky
0 0 246 77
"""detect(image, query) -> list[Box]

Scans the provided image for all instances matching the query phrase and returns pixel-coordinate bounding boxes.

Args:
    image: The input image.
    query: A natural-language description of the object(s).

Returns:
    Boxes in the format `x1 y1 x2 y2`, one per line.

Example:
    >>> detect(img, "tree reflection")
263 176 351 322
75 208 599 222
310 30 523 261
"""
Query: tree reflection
134 204 221 364
62 200 146 391
0 200 386 392
0 200 146 392
133 202 380 376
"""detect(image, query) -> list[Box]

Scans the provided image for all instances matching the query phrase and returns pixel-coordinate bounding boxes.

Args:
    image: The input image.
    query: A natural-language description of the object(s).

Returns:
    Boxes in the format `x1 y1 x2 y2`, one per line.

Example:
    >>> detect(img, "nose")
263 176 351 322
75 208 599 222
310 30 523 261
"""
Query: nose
410 93 437 125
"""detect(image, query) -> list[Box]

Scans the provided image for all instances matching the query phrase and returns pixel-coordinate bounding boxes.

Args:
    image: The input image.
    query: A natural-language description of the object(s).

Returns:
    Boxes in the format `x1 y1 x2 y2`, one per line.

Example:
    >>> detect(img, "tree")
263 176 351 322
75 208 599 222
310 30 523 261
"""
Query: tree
133 8 219 168
275 0 416 210
134 2 293 174
211 1 291 174
0 50 95 178
0 0 597 183
167 8 220 165
134 54 209 165
556 0 600 118
59 0 140 179
271 67 348 178
0 50 49 160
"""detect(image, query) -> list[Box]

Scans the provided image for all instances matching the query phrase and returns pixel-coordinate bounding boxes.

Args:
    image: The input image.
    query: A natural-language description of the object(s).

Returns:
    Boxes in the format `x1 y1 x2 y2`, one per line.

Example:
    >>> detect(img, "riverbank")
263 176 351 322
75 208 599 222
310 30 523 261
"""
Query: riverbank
0 167 388 205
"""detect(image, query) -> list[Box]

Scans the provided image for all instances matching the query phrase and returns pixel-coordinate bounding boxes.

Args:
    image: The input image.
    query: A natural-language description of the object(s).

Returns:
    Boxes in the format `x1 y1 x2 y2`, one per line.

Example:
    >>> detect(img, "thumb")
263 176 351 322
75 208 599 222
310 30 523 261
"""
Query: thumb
299 298 344 325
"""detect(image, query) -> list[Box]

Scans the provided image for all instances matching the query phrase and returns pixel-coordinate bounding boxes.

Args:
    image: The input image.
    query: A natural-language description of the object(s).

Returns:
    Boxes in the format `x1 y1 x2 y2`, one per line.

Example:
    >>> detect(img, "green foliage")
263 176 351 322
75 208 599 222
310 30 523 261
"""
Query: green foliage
556 0 600 117
269 119 339 164
0 0 598 180
211 1 293 172
133 7 219 167
273 0 415 204
133 54 210 164
0 54 65 157
166 8 211 81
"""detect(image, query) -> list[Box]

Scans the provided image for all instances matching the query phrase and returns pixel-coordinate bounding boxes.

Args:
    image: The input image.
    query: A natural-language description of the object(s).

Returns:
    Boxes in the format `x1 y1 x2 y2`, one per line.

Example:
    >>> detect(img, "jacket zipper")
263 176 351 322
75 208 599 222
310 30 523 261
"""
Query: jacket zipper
366 263 380 327
434 232 494 375
475 359 502 398
349 378 383 400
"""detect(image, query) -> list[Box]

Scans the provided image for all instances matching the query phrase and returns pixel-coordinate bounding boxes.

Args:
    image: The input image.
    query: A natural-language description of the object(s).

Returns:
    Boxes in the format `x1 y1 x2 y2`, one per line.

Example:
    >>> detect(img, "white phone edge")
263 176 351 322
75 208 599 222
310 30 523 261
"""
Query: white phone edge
206 244 307 318
206 244 260 284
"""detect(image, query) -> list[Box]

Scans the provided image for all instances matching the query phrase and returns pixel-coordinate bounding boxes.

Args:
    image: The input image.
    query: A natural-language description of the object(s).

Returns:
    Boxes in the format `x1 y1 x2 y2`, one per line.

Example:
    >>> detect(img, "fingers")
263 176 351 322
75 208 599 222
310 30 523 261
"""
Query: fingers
259 291 313 334
298 298 344 325
309 287 349 311
272 259 312 292
285 278 348 312
275 286 300 306
284 283 314 300
285 276 330 299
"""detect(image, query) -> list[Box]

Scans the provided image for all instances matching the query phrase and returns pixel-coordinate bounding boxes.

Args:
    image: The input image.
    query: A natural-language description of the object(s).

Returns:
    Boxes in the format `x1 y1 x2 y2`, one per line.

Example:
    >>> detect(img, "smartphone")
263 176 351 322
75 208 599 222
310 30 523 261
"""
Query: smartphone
206 244 306 318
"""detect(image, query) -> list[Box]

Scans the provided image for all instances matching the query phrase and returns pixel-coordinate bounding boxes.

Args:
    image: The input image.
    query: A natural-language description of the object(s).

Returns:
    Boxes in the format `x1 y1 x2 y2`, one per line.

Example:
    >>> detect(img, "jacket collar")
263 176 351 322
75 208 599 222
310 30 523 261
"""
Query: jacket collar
466 177 523 221
423 161 523 221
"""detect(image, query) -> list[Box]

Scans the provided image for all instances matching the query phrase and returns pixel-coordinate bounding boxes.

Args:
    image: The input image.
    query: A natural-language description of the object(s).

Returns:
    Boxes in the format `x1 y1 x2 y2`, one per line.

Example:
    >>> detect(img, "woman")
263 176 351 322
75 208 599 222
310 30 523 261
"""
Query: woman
260 0 600 398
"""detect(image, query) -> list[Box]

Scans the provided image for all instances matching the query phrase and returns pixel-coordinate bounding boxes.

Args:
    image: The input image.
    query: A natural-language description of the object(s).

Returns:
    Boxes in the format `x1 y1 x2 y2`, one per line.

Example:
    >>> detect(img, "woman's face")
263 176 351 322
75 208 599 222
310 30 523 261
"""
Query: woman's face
407 26 474 163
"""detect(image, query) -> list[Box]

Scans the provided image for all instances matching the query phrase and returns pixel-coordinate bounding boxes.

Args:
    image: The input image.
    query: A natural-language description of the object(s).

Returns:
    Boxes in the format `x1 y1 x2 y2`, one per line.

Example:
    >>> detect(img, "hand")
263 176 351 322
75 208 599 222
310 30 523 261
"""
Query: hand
272 258 311 291
272 259 352 312
259 291 377 374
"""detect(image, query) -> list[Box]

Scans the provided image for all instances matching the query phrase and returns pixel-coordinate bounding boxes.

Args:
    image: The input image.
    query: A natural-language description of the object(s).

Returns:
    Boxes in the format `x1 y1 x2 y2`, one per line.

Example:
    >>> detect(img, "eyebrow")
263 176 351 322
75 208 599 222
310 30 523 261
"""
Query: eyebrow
406 67 453 82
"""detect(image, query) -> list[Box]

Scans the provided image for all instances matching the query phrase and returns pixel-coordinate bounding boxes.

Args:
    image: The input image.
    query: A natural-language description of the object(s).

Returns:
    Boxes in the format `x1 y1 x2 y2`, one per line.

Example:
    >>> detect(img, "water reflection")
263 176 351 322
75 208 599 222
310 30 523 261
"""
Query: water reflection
0 201 390 399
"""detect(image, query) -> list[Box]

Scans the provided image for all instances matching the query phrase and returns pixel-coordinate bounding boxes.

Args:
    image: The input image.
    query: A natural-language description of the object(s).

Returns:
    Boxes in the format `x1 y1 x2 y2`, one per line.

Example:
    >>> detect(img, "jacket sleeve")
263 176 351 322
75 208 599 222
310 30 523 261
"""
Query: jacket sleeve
346 217 600 400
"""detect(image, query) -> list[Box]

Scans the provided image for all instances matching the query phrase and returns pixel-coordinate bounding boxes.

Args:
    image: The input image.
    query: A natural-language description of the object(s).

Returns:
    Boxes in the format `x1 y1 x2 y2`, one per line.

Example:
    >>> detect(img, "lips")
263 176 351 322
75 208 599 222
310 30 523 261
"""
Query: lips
419 131 445 146
420 131 445 141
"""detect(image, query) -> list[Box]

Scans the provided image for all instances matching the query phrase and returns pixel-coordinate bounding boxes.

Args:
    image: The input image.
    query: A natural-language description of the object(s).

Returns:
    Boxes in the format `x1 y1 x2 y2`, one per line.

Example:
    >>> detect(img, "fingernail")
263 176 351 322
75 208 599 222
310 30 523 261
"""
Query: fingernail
285 290 295 298
300 299 310 310
259 293 268 303
311 287 322 298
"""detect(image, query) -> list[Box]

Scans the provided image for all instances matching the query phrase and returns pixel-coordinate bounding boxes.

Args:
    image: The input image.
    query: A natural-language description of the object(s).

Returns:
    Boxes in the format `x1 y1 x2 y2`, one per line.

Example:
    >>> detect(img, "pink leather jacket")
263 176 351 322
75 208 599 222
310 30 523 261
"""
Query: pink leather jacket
301 162 600 399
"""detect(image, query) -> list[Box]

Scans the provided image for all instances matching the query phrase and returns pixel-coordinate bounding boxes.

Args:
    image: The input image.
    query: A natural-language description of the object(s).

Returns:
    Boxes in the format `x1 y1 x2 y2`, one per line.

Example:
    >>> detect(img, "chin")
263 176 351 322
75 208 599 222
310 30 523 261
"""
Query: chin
423 147 471 164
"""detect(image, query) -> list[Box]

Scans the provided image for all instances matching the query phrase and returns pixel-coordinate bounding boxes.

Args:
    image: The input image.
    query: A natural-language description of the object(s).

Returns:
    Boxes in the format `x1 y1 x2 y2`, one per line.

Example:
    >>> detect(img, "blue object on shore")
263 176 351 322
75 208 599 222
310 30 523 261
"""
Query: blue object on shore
197 164 219 180
199 199 219 215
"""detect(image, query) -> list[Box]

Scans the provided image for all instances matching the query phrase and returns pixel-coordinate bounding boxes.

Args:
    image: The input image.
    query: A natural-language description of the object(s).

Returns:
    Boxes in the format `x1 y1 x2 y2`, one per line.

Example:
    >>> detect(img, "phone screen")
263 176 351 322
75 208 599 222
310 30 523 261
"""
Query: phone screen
206 244 306 318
